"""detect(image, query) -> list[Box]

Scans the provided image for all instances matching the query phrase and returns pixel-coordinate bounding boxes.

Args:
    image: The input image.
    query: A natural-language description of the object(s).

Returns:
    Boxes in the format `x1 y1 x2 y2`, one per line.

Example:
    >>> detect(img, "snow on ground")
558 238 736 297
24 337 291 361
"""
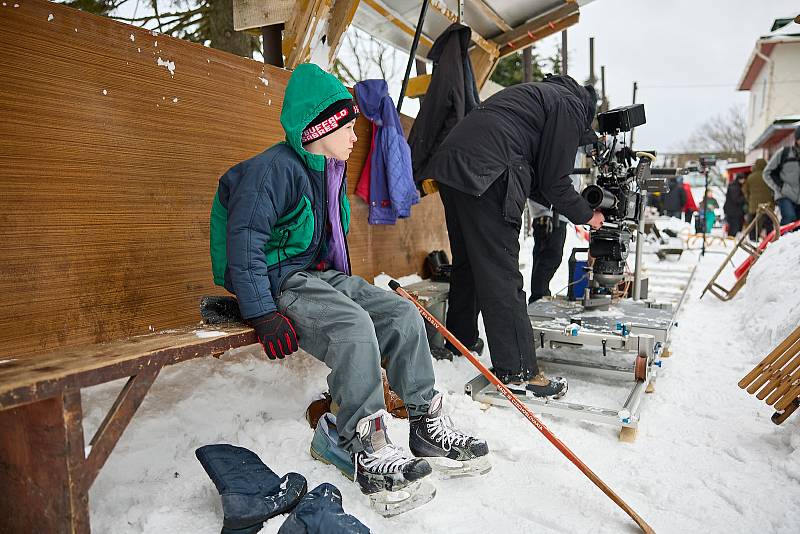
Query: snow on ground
86 227 800 533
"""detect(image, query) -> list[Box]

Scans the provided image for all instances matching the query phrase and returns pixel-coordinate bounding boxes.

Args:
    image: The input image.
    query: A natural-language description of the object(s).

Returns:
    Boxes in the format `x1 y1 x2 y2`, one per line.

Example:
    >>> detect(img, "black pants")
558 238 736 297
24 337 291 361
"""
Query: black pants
529 219 567 303
726 213 744 236
439 179 538 379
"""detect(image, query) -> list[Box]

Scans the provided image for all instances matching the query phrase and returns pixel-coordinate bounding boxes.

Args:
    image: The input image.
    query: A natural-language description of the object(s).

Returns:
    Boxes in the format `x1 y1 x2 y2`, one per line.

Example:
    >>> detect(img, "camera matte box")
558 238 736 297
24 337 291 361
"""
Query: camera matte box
597 104 646 134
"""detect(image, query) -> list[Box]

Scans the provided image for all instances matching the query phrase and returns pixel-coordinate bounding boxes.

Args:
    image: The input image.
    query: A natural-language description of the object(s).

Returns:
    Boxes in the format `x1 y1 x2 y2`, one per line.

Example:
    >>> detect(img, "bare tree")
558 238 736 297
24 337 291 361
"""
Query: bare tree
684 105 747 160
332 27 401 86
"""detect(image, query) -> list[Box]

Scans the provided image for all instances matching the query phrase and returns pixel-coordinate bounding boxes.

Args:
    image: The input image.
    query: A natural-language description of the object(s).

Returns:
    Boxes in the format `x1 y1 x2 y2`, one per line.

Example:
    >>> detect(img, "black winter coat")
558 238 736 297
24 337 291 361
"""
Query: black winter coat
723 181 746 217
408 23 480 182
663 179 687 212
421 75 596 225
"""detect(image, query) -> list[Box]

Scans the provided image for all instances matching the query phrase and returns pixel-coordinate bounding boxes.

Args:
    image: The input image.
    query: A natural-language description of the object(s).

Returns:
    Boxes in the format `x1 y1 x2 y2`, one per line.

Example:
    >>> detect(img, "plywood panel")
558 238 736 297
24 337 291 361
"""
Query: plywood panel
0 0 448 359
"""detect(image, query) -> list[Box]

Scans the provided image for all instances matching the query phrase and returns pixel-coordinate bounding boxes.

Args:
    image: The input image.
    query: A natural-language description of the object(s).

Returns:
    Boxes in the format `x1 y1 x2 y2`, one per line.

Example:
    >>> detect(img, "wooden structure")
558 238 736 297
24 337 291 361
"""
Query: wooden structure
739 326 800 425
0 2 448 532
700 206 781 301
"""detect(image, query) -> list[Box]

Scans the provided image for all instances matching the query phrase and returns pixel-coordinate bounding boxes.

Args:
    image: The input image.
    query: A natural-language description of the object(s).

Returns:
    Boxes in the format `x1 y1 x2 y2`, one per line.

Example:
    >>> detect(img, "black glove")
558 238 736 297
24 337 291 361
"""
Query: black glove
249 312 299 360
535 216 554 237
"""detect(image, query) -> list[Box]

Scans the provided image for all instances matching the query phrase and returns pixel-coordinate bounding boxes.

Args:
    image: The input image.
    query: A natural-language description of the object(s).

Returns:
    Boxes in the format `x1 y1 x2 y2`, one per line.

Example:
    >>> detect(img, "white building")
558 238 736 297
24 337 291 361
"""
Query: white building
737 16 800 162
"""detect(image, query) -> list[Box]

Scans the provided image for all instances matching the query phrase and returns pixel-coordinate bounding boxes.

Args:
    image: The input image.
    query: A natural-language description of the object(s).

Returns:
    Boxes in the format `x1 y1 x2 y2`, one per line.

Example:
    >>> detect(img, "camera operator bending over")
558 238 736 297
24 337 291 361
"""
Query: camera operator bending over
420 75 604 398
763 126 800 225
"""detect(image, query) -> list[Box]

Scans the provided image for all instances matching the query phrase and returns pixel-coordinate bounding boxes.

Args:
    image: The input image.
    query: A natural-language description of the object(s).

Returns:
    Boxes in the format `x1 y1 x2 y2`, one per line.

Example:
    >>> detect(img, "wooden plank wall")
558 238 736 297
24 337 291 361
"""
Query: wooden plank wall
0 0 449 358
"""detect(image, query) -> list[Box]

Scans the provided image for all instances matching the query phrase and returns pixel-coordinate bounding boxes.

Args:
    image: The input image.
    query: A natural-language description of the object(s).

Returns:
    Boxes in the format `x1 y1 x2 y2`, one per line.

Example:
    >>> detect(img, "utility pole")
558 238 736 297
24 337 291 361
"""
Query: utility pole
587 37 597 87
630 81 638 147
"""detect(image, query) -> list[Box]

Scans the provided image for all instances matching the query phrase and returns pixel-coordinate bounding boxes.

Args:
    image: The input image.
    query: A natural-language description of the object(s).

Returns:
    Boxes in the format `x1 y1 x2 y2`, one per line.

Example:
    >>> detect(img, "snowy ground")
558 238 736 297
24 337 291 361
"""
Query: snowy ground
86 223 800 533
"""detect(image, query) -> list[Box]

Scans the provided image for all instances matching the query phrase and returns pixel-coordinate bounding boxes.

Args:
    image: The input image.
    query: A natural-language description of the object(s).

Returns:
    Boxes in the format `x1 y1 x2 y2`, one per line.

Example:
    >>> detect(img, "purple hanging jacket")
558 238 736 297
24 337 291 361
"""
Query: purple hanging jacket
355 80 419 225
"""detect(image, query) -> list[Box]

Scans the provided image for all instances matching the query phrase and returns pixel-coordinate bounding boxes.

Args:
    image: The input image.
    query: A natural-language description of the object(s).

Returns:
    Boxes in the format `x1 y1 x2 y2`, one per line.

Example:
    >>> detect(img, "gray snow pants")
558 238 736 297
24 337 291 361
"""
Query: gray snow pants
276 270 436 453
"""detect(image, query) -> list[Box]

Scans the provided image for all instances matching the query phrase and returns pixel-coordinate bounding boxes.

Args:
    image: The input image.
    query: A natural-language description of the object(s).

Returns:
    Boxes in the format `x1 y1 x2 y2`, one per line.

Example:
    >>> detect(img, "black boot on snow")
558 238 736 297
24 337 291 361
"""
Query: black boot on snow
409 392 491 478
353 412 435 517
431 338 485 361
196 444 307 534
502 372 569 400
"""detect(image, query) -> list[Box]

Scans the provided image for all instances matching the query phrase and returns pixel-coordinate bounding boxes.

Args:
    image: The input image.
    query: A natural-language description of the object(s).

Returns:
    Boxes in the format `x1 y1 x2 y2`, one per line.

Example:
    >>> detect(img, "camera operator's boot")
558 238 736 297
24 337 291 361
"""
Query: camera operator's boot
502 372 568 400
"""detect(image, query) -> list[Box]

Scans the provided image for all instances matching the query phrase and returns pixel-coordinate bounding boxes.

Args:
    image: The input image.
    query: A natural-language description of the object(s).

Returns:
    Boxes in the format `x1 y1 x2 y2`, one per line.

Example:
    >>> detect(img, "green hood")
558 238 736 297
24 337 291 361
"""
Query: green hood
280 63 353 172
753 158 767 171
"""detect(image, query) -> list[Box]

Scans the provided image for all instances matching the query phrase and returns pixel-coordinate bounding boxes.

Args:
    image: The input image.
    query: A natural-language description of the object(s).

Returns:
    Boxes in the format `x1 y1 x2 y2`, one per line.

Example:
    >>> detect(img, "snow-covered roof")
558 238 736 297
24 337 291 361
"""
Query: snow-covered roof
737 19 800 91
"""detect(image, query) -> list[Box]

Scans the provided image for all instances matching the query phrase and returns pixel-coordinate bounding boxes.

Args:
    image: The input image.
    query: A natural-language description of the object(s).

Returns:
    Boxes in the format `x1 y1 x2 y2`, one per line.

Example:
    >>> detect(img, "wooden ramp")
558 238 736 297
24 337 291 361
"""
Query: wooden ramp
739 326 800 425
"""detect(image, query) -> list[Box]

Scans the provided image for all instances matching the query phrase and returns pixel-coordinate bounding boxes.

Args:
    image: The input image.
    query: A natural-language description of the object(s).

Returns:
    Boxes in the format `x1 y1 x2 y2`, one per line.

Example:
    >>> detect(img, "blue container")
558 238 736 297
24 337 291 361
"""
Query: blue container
568 247 589 301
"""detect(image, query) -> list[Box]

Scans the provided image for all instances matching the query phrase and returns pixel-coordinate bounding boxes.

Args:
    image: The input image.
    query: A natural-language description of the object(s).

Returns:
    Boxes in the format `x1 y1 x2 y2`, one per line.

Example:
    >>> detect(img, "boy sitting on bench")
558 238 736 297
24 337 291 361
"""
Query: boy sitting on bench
209 64 489 514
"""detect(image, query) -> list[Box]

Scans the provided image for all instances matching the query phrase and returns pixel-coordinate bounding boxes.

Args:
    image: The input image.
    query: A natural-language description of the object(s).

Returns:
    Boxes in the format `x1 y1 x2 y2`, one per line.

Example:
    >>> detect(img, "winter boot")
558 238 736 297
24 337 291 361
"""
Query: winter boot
353 411 436 517
503 372 569 400
277 483 369 534
309 412 355 477
195 444 307 534
409 392 491 478
430 338 485 361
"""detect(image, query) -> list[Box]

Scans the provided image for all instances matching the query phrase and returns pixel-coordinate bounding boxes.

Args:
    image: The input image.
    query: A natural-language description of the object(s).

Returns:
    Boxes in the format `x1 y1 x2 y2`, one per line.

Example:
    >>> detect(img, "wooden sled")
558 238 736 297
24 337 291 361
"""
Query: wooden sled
700 206 781 301
738 325 800 425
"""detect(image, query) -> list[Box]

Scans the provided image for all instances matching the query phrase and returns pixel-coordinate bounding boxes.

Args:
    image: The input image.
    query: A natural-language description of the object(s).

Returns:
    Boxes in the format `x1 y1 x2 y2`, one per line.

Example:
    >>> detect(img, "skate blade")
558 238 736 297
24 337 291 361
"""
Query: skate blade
428 455 492 479
369 480 436 517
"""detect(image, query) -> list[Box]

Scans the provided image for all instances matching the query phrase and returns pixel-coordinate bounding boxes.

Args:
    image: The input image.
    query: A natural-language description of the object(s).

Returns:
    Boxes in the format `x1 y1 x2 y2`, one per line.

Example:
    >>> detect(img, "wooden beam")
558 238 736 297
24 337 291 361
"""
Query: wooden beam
469 45 500 90
327 0 362 65
494 3 577 46
472 0 512 32
429 0 499 58
362 0 434 50
83 366 161 491
499 12 580 58
406 74 432 98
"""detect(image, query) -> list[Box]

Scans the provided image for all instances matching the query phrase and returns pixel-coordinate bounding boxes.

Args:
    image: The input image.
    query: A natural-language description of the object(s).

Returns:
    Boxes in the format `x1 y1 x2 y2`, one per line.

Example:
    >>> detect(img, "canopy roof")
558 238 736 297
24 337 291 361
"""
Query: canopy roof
353 0 593 59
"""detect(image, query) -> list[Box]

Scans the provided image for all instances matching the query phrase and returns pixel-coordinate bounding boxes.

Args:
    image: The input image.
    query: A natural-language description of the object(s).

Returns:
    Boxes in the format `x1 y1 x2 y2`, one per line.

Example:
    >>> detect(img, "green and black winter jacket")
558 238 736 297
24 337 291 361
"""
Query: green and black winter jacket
209 64 352 319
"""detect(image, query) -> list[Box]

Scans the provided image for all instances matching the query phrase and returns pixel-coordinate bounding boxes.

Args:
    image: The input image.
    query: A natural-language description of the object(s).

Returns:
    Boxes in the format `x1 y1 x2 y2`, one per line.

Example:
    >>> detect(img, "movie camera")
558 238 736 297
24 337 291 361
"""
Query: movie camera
578 104 667 307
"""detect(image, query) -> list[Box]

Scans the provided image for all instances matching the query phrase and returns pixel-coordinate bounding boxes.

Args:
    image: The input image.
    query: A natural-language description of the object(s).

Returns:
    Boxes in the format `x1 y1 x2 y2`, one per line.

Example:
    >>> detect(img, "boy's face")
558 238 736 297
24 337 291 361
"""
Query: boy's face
305 121 358 162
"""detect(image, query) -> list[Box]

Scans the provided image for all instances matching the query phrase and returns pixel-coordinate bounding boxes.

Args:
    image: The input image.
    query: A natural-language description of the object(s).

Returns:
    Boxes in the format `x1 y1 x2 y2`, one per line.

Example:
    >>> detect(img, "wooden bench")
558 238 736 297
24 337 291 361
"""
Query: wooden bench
0 3 449 532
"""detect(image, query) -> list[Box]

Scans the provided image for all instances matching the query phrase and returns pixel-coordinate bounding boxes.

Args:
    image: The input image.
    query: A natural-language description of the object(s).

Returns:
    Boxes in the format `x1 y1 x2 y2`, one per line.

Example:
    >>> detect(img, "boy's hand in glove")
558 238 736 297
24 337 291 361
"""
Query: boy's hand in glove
249 312 299 360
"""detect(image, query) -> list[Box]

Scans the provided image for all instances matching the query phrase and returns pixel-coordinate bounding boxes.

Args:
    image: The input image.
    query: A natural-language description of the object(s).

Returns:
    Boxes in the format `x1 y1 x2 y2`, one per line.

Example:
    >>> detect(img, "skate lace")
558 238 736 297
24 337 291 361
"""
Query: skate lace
426 414 470 451
359 444 412 475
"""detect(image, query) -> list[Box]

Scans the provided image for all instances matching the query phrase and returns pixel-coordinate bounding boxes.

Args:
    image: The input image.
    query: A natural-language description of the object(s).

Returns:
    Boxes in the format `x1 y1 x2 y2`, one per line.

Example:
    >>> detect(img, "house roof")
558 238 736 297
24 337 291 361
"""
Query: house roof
750 116 800 150
737 19 800 91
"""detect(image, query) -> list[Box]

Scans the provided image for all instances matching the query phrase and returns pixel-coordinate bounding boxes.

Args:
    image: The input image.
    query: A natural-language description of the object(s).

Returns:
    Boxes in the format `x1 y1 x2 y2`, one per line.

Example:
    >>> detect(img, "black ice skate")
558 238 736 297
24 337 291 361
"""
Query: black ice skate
409 393 491 478
353 411 436 517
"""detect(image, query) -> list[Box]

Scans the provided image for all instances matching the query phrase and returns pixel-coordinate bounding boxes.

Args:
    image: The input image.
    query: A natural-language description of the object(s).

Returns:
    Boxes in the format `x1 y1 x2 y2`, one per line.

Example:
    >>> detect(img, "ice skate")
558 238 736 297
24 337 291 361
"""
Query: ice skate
409 393 491 478
354 411 436 517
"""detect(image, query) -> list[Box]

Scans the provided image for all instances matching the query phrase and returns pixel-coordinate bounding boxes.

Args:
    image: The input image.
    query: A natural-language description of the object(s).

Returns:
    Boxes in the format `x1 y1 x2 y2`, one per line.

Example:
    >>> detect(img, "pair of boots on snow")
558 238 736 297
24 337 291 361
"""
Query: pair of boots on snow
311 392 491 517
196 444 370 534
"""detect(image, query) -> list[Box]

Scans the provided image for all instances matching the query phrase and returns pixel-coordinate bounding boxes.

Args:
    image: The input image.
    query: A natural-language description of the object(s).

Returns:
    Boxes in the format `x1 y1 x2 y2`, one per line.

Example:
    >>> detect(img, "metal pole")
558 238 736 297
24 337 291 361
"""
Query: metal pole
398 0 431 113
633 195 645 300
702 168 709 256
561 29 568 75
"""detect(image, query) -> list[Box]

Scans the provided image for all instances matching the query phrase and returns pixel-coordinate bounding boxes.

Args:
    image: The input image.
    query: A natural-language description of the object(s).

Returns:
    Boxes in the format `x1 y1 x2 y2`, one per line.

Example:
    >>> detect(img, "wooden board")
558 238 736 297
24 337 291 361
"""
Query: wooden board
0 0 448 359
0 325 255 411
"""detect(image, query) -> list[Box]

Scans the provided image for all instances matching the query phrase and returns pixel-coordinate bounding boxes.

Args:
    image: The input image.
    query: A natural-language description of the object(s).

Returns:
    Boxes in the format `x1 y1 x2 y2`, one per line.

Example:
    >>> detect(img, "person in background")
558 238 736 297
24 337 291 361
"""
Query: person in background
663 176 686 219
723 173 747 236
743 158 774 239
763 126 800 225
698 190 719 234
681 178 698 223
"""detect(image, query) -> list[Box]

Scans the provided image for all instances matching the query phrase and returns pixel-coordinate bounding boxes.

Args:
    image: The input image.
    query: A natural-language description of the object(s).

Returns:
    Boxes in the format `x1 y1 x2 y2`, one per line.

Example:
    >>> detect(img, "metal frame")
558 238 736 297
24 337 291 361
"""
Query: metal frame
466 334 656 429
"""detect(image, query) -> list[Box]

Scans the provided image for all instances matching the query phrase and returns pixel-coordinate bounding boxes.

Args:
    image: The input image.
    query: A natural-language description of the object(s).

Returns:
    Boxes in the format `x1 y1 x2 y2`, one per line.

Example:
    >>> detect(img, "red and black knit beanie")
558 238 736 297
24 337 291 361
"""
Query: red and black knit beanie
301 99 360 145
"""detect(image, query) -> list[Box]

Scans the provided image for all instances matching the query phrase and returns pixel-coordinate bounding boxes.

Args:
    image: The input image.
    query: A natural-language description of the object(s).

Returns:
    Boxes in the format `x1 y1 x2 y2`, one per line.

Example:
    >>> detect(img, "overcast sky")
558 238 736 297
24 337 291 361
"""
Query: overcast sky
532 0 798 152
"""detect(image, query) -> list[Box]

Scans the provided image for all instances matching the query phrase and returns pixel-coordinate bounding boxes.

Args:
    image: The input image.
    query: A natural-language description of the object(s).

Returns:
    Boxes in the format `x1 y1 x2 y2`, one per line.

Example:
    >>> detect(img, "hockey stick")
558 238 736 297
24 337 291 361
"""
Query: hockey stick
390 280 655 534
